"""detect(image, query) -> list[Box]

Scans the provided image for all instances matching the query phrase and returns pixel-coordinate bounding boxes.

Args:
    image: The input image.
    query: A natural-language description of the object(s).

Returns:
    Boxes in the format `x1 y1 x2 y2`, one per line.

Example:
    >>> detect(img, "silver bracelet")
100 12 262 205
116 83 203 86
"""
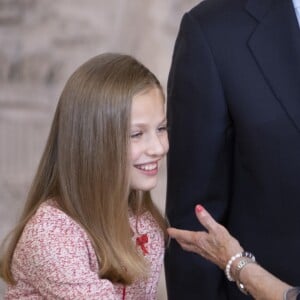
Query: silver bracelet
283 287 300 300
235 257 257 295
225 251 256 282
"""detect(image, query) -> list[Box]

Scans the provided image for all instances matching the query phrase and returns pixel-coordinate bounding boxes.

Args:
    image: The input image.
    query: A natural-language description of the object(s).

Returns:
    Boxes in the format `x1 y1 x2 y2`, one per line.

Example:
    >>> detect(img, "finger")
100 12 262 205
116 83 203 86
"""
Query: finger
168 228 205 255
168 228 207 248
195 205 219 233
168 228 203 251
178 241 201 254
167 228 196 244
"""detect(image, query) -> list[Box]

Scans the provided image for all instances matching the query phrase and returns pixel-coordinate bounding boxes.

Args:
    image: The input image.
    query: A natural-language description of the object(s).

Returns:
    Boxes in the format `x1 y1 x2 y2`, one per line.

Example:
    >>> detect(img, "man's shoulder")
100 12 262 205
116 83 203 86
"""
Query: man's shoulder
189 0 245 20
182 0 257 32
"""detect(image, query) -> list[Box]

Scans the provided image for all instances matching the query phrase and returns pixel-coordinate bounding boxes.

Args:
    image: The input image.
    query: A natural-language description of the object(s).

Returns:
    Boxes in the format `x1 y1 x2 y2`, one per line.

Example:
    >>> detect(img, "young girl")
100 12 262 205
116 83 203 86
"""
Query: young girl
0 53 169 299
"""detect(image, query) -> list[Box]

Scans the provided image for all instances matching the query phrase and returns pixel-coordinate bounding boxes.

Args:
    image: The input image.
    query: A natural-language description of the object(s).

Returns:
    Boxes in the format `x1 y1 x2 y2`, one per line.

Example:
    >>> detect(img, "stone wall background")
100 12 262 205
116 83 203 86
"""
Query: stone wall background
0 0 200 298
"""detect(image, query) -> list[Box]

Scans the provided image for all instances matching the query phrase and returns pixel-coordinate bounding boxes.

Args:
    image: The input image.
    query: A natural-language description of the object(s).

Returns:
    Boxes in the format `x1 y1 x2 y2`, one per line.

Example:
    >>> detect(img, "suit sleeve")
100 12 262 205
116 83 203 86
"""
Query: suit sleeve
165 12 233 300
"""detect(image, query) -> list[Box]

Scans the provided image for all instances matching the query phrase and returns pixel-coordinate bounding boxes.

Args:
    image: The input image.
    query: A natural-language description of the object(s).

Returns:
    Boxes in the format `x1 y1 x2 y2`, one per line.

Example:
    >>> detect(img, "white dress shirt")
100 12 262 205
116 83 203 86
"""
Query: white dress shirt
293 0 300 26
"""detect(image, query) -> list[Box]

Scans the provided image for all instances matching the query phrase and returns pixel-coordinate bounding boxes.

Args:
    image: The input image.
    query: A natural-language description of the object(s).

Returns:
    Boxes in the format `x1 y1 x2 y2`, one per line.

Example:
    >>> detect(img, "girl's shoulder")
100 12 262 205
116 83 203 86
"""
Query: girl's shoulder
12 200 96 275
18 199 90 252
26 199 84 235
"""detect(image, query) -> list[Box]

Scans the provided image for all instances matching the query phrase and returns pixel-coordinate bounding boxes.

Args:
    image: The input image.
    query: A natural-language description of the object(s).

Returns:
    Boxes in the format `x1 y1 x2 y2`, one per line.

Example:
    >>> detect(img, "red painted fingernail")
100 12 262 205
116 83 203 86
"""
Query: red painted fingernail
195 205 203 213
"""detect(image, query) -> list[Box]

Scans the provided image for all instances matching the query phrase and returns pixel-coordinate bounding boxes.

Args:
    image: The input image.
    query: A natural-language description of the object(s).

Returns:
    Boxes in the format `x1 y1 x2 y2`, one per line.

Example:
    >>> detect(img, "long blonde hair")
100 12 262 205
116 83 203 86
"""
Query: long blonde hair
0 53 167 285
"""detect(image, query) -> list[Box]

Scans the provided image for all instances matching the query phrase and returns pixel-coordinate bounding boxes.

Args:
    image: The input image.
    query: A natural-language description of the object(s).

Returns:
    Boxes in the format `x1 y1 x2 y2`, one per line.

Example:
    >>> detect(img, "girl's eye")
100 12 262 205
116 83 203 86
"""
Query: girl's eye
158 125 168 133
130 131 143 139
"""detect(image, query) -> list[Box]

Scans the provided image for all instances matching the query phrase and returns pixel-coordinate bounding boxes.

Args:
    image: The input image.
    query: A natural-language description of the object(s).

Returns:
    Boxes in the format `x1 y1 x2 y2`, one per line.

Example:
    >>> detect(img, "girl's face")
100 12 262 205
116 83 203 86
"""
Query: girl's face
129 87 169 191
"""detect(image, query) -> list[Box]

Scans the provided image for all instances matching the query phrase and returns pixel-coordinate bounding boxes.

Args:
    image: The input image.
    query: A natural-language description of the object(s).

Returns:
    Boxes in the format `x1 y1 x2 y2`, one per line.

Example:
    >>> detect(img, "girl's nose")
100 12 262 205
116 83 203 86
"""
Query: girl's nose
147 134 168 156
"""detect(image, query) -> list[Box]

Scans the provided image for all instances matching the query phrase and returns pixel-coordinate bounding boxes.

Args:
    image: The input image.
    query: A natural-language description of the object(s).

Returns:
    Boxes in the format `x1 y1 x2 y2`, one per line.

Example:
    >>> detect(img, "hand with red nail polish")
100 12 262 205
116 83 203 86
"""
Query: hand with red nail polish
167 205 294 300
168 204 243 270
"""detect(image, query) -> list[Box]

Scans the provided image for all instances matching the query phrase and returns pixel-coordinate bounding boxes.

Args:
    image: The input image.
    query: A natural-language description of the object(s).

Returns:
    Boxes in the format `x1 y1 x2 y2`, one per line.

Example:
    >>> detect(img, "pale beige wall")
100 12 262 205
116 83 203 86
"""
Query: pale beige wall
0 0 200 298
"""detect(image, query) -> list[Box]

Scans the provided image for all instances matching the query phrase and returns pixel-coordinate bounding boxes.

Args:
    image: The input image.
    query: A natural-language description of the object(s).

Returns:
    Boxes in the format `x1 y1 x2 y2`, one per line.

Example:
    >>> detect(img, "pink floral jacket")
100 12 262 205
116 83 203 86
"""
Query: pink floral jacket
5 200 164 299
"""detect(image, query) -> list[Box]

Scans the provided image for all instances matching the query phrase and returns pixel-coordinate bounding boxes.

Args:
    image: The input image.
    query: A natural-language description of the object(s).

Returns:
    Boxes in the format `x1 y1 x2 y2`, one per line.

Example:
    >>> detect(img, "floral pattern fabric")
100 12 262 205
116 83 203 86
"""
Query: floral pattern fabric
5 200 164 300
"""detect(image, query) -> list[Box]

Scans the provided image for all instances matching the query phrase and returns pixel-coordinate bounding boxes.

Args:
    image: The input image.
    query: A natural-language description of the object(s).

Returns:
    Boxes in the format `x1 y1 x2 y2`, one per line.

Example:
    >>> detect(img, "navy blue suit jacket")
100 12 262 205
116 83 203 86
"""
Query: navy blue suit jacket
166 0 300 299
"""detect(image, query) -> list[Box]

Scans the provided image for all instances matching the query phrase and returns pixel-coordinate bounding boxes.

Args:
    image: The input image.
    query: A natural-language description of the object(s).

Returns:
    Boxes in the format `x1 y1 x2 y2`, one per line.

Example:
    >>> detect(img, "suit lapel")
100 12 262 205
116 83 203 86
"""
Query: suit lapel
246 0 300 132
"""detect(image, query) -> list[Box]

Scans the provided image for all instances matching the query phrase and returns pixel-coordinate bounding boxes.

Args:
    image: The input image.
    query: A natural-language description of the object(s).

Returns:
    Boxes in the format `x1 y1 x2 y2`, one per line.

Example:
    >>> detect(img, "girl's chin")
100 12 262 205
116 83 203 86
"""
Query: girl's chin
130 181 158 191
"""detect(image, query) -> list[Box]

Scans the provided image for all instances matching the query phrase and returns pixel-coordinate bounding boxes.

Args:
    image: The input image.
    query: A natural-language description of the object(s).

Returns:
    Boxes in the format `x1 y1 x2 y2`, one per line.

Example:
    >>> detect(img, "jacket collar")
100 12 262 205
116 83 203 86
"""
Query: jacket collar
246 0 300 132
245 0 273 21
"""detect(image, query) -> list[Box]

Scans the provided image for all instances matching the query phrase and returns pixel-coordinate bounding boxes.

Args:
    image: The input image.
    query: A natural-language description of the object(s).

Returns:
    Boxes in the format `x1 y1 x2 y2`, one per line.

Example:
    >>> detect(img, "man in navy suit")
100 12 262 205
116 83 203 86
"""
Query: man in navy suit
165 0 300 299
